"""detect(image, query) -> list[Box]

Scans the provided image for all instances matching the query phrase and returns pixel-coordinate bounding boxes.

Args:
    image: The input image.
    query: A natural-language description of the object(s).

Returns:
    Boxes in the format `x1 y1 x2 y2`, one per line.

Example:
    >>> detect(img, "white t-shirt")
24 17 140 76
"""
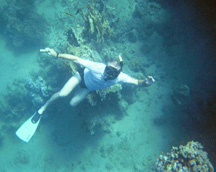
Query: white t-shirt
80 60 135 91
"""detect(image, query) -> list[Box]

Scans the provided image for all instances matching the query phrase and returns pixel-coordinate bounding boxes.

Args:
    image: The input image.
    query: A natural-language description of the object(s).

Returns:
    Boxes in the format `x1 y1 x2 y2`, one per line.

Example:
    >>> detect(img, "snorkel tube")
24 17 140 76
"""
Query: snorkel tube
118 55 123 71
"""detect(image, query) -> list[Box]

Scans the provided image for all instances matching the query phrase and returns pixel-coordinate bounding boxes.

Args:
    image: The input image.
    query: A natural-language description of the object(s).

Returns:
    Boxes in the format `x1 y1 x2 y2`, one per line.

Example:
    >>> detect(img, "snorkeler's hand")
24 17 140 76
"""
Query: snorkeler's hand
45 48 58 57
48 49 58 57
146 76 155 86
138 76 155 87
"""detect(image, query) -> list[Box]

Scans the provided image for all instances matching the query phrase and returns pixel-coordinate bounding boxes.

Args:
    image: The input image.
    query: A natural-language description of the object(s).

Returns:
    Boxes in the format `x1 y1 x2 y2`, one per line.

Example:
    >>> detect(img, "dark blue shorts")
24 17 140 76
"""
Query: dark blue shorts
77 67 87 89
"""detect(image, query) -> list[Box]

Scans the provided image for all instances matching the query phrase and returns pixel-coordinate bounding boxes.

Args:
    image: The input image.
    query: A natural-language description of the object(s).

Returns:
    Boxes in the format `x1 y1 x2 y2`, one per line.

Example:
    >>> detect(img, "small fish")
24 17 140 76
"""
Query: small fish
65 12 73 17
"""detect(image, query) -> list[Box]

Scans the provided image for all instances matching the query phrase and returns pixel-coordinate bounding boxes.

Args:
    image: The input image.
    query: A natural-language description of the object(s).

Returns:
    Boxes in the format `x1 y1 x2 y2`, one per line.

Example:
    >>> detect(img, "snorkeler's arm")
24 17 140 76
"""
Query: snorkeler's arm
126 77 139 85
129 77 155 86
119 73 155 87
46 48 87 65
58 54 87 64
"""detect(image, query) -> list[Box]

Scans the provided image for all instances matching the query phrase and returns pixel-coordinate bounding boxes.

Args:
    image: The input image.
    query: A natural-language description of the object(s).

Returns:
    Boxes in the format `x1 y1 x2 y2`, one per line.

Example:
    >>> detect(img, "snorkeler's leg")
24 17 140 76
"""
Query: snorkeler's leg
38 72 81 114
69 88 90 107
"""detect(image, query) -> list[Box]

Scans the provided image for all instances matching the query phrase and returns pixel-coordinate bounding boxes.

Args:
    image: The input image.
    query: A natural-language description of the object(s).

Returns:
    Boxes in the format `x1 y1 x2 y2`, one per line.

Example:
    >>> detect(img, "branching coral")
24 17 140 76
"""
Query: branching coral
80 4 113 42
155 141 214 172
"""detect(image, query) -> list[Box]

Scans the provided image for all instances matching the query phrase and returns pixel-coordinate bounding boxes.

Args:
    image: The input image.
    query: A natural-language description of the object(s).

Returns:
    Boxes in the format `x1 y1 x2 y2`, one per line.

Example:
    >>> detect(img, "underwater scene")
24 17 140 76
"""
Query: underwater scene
0 0 216 171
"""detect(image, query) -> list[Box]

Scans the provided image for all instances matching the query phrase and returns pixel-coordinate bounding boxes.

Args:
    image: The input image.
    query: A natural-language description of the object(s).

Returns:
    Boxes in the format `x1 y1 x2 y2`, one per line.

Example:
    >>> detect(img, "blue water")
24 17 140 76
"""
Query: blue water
0 0 215 171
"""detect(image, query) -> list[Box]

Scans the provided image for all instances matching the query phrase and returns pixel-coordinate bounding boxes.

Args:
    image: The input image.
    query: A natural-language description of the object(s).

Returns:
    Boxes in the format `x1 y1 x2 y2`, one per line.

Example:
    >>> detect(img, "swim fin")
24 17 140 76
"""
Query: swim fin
16 112 41 142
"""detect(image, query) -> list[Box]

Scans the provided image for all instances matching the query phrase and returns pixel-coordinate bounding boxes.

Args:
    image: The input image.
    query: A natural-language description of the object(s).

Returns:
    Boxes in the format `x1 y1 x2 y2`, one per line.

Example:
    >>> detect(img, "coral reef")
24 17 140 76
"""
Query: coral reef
99 46 120 62
86 84 122 106
0 0 48 51
97 84 122 101
79 3 113 42
0 75 55 122
0 79 30 121
86 92 99 107
67 28 80 47
63 0 118 47
25 76 53 107
155 141 214 172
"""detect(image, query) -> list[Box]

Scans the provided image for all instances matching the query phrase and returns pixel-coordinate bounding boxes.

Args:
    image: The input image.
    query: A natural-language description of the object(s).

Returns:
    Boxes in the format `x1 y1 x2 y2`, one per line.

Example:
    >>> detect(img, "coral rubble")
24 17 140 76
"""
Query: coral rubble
155 141 214 172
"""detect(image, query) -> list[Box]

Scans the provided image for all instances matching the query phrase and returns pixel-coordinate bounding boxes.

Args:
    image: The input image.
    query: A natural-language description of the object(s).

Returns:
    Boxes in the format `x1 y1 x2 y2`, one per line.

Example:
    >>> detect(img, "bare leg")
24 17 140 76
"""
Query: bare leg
70 88 90 107
38 72 81 114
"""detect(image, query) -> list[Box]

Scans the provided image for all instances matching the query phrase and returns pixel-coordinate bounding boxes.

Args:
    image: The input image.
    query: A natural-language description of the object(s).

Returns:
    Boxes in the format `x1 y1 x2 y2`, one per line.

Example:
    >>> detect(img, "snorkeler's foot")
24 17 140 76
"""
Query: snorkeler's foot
38 106 46 115
31 112 41 124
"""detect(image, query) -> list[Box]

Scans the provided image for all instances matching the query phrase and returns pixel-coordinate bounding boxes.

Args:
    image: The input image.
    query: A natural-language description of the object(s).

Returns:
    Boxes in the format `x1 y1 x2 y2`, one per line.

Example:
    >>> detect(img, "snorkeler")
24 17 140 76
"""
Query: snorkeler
37 48 155 115
16 48 155 142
